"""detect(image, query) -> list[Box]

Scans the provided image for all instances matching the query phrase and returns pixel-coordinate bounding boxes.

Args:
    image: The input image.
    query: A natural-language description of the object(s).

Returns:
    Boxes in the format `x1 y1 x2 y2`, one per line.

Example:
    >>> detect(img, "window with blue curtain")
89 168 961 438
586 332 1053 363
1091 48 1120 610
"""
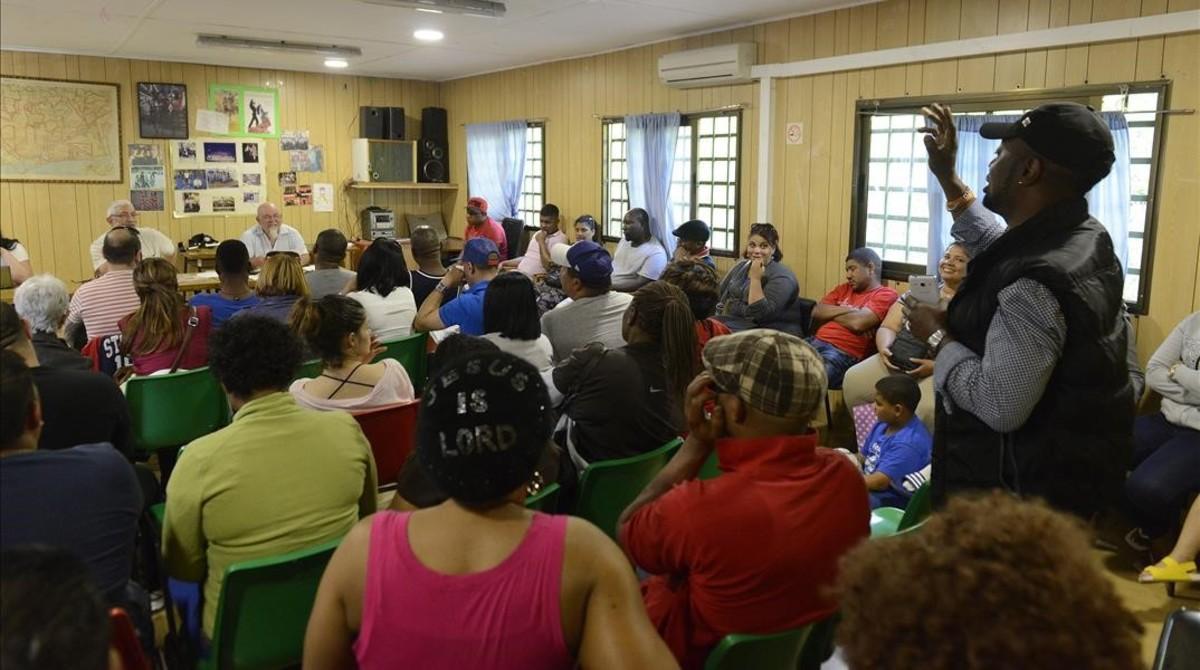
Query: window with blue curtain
851 83 1167 313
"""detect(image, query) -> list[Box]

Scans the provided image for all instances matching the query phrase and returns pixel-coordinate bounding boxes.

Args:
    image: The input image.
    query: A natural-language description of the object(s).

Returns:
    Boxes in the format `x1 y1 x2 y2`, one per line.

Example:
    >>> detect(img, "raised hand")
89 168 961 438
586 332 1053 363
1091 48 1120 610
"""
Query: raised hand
918 103 958 181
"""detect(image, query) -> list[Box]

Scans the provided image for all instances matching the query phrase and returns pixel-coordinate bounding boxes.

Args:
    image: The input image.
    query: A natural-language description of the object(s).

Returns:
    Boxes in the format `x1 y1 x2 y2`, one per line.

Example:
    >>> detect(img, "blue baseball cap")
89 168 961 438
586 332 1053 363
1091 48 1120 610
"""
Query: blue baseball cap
550 241 613 288
461 237 501 267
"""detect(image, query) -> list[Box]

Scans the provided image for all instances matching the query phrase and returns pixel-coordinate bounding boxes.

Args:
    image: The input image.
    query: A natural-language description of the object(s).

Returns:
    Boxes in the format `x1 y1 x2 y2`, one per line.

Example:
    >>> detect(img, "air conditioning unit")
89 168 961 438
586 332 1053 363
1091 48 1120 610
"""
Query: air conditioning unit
658 43 756 89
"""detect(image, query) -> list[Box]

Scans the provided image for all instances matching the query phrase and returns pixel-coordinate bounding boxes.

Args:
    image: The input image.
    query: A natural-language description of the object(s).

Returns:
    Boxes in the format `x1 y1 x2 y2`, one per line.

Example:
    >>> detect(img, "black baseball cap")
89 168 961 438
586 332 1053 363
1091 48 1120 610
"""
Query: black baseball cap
673 219 710 243
978 102 1115 188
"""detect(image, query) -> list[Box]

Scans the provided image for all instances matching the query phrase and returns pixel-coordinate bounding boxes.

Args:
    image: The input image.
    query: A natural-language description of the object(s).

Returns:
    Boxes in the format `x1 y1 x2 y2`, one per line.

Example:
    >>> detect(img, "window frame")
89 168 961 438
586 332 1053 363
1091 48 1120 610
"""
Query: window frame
848 81 1170 315
517 121 546 228
601 110 743 258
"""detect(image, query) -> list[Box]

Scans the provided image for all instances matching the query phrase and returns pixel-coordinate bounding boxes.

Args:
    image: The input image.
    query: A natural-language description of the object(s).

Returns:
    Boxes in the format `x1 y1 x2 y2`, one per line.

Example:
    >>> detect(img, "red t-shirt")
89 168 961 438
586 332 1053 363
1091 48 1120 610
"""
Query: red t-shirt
464 216 508 259
814 283 899 359
620 432 870 669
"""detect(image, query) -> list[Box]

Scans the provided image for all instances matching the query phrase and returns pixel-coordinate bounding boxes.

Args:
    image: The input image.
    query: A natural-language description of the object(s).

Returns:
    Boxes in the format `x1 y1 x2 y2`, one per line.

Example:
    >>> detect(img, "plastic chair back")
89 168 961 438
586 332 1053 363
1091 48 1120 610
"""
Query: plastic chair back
897 482 932 531
524 482 561 512
294 358 322 382
125 366 228 453
379 332 429 390
206 539 340 670
798 614 839 670
109 607 151 670
575 438 682 539
1153 607 1200 670
698 450 722 480
501 217 526 260
704 625 813 670
351 400 421 486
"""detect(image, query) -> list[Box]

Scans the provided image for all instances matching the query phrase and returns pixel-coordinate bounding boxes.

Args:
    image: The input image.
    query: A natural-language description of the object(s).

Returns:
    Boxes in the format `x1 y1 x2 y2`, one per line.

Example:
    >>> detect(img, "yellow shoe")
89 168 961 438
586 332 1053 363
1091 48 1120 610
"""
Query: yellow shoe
1139 557 1198 583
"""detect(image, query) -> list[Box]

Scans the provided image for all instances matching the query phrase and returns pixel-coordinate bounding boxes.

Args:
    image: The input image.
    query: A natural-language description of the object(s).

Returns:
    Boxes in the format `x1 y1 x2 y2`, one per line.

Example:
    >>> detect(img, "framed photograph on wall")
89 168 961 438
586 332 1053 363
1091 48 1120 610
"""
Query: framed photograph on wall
207 83 280 138
0 76 122 183
137 82 188 139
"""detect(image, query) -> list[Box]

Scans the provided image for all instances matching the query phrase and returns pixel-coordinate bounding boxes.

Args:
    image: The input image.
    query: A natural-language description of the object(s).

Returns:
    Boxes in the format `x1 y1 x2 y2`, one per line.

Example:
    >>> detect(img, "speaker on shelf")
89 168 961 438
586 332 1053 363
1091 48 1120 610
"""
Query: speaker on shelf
385 107 406 140
421 107 447 141
359 106 386 139
418 137 448 183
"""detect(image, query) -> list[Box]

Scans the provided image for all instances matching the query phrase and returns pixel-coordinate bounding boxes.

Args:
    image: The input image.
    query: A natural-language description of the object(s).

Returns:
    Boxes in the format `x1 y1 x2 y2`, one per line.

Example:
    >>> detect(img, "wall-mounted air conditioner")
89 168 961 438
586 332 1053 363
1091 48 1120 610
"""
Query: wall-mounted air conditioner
658 43 757 89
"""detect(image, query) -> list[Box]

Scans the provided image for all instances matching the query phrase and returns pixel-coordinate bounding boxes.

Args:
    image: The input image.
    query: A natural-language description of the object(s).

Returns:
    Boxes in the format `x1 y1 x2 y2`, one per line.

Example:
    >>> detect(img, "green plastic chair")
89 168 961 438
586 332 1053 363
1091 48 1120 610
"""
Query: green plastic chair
125 367 228 455
379 332 429 390
798 614 840 670
574 438 683 539
524 482 561 512
870 483 932 538
200 538 340 670
704 625 813 670
698 450 722 480
293 358 322 382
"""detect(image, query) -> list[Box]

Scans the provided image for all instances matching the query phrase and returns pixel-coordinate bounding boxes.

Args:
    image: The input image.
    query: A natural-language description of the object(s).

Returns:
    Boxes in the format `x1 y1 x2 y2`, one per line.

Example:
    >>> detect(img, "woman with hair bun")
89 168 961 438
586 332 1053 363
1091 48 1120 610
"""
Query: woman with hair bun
714 222 800 332
119 257 212 375
289 294 415 411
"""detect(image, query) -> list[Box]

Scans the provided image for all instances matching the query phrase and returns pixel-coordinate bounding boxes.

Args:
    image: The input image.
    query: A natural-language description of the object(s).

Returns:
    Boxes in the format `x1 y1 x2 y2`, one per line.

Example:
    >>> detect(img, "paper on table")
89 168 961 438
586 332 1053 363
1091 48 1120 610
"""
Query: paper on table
196 110 230 134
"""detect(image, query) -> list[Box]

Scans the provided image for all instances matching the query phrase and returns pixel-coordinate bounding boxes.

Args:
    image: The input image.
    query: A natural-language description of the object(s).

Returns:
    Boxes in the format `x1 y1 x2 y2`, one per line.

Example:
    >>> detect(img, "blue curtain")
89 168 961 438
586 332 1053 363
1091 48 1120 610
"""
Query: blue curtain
625 112 680 255
926 112 1132 273
465 120 527 220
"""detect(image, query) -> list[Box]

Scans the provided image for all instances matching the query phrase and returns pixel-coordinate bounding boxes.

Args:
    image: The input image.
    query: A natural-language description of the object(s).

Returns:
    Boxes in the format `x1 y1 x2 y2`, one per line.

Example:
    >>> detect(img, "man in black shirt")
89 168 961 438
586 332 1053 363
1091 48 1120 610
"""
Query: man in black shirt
12 274 92 371
1 301 133 457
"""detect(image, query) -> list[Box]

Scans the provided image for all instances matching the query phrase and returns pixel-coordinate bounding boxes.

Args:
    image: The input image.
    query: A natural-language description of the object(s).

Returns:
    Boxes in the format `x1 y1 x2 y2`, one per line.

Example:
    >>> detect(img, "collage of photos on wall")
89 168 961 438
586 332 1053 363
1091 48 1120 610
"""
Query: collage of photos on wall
169 138 266 217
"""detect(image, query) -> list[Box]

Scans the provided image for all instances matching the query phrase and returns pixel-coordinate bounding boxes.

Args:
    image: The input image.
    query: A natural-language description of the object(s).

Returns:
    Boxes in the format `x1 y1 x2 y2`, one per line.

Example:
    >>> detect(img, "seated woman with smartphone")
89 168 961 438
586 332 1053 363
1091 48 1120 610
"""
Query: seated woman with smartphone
841 242 970 429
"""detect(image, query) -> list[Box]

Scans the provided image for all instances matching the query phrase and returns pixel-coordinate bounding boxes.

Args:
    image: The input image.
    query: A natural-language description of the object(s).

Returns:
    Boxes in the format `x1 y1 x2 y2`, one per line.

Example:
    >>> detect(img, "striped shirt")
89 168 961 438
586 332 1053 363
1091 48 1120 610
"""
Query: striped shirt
65 269 140 340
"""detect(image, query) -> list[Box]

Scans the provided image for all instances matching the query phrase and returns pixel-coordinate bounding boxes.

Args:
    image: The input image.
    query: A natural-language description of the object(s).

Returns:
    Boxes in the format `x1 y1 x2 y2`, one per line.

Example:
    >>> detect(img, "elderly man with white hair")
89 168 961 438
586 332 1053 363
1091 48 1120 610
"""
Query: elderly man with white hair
88 199 175 274
241 202 308 269
12 274 92 371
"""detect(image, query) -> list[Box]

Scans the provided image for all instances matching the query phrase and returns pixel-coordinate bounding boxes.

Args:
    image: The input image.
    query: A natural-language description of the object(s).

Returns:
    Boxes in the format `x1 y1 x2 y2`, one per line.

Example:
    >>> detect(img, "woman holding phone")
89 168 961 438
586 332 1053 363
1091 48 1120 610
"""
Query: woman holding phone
841 242 971 429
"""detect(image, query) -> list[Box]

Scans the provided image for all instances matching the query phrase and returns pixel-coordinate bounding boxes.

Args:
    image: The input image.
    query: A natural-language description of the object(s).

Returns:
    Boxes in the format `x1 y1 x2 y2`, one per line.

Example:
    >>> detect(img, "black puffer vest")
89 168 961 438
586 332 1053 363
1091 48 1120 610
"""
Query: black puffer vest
933 197 1133 518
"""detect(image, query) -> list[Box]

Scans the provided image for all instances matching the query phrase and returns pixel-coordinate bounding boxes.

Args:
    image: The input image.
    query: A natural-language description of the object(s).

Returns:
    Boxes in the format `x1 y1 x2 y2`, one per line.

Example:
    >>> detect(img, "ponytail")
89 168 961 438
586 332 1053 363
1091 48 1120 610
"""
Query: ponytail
289 294 367 367
631 282 699 406
122 258 185 355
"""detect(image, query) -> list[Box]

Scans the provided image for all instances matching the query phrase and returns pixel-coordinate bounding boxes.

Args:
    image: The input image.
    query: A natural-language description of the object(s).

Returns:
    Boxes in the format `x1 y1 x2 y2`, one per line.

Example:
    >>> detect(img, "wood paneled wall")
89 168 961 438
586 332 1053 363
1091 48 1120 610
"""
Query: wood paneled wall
441 0 1199 364
0 52 442 285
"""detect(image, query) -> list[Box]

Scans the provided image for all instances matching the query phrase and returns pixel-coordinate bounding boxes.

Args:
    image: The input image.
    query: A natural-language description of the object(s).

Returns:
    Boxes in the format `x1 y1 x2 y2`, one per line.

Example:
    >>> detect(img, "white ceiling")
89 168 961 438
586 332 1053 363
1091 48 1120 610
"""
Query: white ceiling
0 0 872 81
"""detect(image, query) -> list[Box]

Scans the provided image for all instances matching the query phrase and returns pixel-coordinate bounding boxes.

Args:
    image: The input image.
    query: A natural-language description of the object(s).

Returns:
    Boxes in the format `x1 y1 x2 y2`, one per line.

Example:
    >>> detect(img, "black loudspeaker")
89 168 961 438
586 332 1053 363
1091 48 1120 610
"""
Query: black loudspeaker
418 137 448 183
359 106 386 139
385 107 405 140
421 107 448 141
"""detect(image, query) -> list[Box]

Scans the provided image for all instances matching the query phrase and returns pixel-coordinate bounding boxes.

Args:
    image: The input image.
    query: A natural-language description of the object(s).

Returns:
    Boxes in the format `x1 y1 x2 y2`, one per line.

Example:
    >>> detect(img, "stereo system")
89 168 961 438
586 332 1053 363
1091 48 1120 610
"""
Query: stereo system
359 106 405 140
419 106 448 183
352 139 417 183
361 206 396 240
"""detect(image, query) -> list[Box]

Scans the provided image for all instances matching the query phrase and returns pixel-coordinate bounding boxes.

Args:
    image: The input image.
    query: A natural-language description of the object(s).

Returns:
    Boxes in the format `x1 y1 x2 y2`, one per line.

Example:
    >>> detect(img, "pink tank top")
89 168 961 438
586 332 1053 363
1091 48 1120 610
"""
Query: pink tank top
353 511 574 670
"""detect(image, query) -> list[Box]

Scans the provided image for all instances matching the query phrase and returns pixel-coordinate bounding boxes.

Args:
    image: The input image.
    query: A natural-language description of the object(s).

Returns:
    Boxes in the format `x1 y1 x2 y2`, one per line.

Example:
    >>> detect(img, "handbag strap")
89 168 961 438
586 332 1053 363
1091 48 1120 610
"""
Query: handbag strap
168 307 200 374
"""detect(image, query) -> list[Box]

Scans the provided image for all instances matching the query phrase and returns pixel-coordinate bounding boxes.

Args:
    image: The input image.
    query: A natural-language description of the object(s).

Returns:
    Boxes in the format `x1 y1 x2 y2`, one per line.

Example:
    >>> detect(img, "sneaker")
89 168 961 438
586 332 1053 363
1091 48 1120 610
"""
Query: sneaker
150 590 165 613
1124 527 1152 553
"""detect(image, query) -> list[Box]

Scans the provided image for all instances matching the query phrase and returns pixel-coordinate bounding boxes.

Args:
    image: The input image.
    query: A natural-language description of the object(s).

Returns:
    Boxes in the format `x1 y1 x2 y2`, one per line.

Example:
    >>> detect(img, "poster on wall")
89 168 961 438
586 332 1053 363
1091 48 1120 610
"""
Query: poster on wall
137 82 188 139
0 76 122 183
170 138 266 217
207 84 280 138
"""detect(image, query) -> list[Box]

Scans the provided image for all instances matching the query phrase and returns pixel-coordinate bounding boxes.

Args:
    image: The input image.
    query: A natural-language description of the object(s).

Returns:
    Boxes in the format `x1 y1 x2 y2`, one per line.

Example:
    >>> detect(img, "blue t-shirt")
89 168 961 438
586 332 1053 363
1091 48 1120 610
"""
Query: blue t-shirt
861 415 931 509
438 279 490 336
189 292 261 329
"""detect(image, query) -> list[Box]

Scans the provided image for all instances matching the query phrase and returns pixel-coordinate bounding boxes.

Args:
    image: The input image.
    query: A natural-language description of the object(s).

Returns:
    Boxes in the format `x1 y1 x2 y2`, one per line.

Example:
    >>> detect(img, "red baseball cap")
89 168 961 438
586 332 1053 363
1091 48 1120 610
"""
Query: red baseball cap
466 196 488 214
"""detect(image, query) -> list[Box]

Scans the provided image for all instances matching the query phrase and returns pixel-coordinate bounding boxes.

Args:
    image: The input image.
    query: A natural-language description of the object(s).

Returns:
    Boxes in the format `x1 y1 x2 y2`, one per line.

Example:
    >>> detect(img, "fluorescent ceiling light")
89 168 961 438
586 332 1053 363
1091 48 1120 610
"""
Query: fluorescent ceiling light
415 7 443 13
196 34 361 58
357 0 505 18
414 29 445 42
324 58 349 69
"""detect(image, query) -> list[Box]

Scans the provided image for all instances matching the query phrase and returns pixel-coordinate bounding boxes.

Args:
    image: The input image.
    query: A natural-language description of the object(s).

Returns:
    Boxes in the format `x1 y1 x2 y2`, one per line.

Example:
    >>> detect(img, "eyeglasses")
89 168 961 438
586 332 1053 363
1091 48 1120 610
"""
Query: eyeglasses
265 250 300 259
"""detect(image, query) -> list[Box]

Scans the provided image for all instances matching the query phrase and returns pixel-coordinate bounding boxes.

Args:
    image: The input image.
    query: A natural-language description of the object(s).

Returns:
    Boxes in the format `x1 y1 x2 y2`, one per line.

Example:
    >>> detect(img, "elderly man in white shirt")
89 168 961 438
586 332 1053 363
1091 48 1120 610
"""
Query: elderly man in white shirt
89 199 175 275
241 202 309 268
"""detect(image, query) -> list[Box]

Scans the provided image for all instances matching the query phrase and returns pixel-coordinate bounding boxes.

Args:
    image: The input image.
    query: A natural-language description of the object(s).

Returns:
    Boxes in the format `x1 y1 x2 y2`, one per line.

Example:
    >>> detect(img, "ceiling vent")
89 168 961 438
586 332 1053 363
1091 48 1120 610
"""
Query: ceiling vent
658 43 756 89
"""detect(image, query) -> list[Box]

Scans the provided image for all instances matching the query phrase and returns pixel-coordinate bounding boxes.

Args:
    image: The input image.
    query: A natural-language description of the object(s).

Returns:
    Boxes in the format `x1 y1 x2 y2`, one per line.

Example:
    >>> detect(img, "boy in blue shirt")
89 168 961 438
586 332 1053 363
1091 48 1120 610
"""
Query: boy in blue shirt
858 375 932 509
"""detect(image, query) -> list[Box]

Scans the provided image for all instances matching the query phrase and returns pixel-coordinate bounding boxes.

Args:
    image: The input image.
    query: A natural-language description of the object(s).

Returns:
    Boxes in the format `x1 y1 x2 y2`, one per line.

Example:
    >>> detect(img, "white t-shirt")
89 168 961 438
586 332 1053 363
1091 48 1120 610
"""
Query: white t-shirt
1 241 29 266
90 227 175 269
540 291 633 363
612 238 668 285
348 287 417 342
241 223 307 259
481 333 555 371
515 230 567 276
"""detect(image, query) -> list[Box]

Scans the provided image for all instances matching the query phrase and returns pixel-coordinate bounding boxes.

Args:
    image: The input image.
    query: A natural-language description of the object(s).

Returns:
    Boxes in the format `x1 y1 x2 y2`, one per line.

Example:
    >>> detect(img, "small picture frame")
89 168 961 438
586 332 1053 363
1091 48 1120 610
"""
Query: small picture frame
137 82 188 139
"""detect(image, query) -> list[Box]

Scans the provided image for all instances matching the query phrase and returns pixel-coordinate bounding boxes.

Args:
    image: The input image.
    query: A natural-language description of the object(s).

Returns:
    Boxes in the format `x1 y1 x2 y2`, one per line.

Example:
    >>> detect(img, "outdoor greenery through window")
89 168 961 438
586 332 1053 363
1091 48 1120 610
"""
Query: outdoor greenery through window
852 83 1166 312
517 122 545 227
602 111 741 255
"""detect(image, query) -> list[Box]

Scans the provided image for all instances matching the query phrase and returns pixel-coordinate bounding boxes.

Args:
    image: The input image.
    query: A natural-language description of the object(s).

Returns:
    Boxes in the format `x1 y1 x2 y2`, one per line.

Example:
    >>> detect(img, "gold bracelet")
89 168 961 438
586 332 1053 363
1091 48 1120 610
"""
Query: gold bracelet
945 187 974 212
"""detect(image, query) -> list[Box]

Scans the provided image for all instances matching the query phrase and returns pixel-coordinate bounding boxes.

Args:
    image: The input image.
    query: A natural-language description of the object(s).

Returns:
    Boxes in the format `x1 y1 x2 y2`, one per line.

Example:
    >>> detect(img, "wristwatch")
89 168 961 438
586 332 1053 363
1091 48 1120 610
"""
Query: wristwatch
434 281 449 294
926 328 947 352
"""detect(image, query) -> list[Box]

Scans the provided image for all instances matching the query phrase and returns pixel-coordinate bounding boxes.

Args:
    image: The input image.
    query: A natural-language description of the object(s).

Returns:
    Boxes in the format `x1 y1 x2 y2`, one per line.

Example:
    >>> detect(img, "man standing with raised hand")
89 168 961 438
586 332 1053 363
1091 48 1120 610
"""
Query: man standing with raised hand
907 102 1132 518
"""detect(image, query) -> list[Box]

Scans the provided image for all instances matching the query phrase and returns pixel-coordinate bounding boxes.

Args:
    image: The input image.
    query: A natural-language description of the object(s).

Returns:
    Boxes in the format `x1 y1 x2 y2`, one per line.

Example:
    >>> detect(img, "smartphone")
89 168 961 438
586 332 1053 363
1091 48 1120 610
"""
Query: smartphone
908 274 940 305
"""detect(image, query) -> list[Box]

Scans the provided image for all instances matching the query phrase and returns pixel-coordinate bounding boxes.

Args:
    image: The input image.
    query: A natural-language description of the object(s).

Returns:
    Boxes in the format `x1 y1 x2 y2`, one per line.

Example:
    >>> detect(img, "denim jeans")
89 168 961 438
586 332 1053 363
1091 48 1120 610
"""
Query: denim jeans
1125 412 1200 536
805 337 860 390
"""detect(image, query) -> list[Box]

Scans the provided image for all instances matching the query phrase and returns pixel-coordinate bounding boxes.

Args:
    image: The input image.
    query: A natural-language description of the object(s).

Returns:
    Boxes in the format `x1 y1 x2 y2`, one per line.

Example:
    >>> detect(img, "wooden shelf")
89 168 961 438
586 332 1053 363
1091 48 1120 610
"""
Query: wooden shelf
347 182 459 191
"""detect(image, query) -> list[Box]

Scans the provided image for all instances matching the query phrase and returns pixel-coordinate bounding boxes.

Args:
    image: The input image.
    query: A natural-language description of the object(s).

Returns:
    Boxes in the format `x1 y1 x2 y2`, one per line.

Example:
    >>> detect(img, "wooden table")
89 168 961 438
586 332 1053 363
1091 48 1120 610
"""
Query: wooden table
181 247 218 272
